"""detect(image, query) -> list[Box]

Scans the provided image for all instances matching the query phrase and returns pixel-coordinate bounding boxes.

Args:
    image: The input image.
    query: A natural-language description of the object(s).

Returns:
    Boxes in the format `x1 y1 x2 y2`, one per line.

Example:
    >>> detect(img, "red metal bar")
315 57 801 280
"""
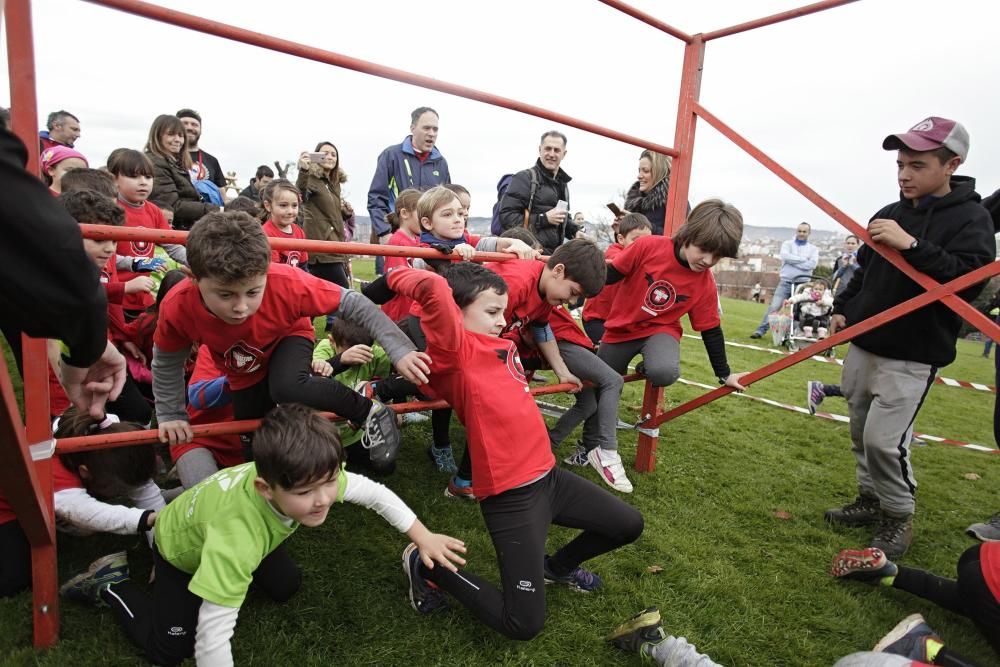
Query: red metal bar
702 0 860 41
81 0 678 158
5 0 60 648
644 259 1000 429
596 0 693 43
692 101 1000 342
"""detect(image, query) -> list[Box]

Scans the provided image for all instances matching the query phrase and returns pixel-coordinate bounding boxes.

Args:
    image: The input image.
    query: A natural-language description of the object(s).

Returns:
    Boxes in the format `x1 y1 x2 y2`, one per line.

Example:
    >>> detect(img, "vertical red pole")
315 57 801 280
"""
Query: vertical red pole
6 0 60 647
634 36 705 473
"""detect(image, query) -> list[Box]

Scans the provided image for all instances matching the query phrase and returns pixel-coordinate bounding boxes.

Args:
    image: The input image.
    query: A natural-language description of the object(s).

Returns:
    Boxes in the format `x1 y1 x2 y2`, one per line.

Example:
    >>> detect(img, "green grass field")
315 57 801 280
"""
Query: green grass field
2 260 998 666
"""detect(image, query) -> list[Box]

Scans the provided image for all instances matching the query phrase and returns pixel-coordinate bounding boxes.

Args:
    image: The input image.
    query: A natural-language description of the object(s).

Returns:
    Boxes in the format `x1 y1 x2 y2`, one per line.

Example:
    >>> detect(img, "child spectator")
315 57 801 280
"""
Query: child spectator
386 265 642 639
825 117 995 558
40 145 87 195
785 280 834 337
151 212 430 466
61 403 466 666
260 178 308 268
381 188 422 323
598 200 748 400
225 195 260 215
107 149 189 317
832 544 999 659
171 345 244 488
444 183 472 229
312 318 395 474
59 167 116 197
582 213 652 346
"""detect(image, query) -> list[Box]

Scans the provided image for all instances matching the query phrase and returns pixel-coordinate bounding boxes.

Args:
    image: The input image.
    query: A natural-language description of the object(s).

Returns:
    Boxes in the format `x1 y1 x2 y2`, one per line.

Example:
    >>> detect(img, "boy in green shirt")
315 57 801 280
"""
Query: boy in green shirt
61 404 465 665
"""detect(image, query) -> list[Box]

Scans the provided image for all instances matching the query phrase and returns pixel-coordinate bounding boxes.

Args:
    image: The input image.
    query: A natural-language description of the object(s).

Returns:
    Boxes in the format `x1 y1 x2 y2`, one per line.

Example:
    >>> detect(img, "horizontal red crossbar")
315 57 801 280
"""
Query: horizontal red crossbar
596 0 694 43
702 0 860 41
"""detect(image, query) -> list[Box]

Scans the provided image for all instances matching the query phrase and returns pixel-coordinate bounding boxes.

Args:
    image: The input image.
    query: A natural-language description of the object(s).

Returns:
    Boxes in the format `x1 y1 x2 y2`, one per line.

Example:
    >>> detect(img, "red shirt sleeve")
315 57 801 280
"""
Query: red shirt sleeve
387 269 463 355
287 266 343 316
610 236 646 276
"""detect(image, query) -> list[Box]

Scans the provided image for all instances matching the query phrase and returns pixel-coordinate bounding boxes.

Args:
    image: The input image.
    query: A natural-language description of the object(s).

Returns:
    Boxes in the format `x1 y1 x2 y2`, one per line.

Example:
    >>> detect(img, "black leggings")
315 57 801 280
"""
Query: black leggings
582 319 604 347
308 262 350 289
103 543 300 666
422 467 643 640
232 336 372 460
0 520 30 597
894 544 1000 655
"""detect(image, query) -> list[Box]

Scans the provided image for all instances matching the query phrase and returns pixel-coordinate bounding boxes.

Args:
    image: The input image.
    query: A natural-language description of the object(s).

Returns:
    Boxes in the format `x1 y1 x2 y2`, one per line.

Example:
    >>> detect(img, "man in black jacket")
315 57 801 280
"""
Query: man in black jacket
498 131 579 254
825 117 995 559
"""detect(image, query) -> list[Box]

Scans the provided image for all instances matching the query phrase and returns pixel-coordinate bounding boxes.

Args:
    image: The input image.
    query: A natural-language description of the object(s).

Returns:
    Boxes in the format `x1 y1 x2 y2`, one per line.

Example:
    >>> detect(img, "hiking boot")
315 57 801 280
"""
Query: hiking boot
606 606 666 654
444 475 475 501
873 614 943 661
543 555 603 592
871 512 913 560
401 543 448 614
830 547 898 582
587 447 634 493
562 442 589 467
807 381 825 415
60 551 130 605
824 494 881 527
428 444 458 474
966 512 1000 542
361 399 401 465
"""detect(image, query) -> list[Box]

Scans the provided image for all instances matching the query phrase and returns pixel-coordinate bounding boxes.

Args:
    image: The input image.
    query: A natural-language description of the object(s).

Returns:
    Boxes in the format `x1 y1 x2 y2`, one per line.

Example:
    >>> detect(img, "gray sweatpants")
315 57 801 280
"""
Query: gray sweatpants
176 447 221 489
841 345 936 516
597 334 681 388
548 341 624 451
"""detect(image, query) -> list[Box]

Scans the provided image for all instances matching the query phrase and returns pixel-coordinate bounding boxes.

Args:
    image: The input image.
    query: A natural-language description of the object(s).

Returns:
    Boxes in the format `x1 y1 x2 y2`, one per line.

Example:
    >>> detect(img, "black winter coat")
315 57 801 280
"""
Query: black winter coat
498 159 578 254
146 152 218 230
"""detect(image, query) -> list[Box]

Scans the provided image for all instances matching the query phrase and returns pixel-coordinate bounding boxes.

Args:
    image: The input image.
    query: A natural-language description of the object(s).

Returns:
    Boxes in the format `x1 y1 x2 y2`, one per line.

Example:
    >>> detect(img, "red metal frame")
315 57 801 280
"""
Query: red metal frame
5 0 997 649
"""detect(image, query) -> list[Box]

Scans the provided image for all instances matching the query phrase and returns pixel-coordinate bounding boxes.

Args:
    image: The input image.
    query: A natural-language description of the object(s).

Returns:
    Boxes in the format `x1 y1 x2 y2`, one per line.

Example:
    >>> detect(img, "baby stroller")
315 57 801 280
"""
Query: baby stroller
769 276 836 356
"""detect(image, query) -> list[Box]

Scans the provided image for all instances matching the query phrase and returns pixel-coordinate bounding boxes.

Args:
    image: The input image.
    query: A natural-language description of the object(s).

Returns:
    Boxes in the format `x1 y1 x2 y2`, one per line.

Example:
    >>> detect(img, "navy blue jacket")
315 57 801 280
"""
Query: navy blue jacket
366 136 450 236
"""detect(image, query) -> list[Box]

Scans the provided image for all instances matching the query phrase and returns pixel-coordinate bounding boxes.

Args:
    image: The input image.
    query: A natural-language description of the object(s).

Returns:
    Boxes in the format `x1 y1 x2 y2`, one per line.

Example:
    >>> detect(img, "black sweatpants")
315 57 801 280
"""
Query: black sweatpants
421 467 643 640
894 544 1000 655
103 543 300 666
0 520 31 597
232 336 372 460
582 318 604 347
405 314 460 460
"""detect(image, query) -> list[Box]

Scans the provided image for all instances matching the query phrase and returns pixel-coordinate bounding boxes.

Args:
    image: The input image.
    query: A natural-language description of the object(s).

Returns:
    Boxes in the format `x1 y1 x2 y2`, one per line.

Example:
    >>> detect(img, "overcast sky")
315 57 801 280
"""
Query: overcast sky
3 0 998 233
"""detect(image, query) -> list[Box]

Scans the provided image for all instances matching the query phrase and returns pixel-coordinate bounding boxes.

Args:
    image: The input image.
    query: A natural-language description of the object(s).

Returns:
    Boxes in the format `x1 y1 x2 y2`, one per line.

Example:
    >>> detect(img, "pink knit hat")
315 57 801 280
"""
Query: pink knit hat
40 145 88 172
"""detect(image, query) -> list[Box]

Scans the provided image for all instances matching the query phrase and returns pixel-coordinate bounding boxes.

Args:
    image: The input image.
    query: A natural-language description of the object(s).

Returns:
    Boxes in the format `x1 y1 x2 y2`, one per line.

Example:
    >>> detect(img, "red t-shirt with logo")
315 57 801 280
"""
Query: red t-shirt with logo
603 235 720 344
169 345 243 468
383 230 422 322
116 200 172 311
485 259 553 344
262 220 309 267
983 541 1000 603
0 457 82 525
154 263 341 391
388 269 554 498
549 306 595 349
582 243 624 323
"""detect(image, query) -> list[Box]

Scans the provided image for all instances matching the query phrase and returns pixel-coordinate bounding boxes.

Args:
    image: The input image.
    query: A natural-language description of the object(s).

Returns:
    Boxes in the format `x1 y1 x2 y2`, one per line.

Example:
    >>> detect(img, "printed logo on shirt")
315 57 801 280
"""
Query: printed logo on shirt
495 344 527 385
500 313 527 337
167 626 187 637
224 341 264 375
130 239 152 256
284 250 302 267
641 273 678 316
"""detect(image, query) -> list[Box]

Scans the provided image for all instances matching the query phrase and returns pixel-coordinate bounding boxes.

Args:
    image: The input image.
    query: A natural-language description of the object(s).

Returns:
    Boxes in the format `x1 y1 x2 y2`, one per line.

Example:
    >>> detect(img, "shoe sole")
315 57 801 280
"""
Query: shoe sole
59 551 128 597
542 576 593 593
823 510 880 527
586 449 634 494
401 543 421 613
605 607 661 641
806 381 819 415
872 613 926 652
444 486 476 501
830 548 886 577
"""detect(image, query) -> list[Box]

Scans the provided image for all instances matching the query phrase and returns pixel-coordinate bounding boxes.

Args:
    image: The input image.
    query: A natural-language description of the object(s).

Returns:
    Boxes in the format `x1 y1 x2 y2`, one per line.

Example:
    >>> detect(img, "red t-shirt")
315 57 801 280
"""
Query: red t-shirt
485 259 553 344
582 243 624 323
262 220 309 267
0 457 82 525
169 345 243 469
383 229 421 322
388 269 554 498
983 541 1000 603
116 200 172 311
603 236 720 344
548 305 594 349
154 263 341 391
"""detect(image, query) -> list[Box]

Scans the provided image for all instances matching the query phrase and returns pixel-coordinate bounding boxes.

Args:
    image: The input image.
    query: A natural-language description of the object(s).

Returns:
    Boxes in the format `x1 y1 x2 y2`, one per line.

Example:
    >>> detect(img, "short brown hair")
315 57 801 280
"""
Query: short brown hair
254 404 343 489
500 227 541 250
673 199 743 259
107 148 154 178
547 239 606 297
59 189 124 226
416 185 460 229
186 211 271 282
617 212 652 241
60 169 117 198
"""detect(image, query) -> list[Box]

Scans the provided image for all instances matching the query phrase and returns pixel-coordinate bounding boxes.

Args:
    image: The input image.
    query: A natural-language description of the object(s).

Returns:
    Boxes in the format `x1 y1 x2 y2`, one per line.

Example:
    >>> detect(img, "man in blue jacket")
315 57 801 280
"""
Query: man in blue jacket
751 222 819 338
367 107 451 273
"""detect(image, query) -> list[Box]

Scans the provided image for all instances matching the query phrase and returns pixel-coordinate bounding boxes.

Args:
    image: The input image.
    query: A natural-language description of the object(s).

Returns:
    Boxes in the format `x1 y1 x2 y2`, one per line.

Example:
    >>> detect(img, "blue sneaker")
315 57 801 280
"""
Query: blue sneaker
60 551 130 605
873 614 943 661
428 445 458 474
543 556 603 592
444 475 475 501
402 543 448 614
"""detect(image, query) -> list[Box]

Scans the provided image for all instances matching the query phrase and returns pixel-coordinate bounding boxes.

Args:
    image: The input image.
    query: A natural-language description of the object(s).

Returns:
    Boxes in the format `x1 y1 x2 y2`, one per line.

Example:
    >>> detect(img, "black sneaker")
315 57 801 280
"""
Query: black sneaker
749 332 763 339
606 606 666 654
401 543 448 614
824 494 881 527
871 512 913 559
361 400 401 465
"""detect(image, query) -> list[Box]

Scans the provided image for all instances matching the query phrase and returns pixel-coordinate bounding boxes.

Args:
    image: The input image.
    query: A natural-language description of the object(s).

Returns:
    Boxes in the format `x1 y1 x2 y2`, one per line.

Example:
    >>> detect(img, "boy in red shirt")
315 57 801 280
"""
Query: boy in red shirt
388 264 643 639
152 212 431 464
598 200 748 395
260 179 309 268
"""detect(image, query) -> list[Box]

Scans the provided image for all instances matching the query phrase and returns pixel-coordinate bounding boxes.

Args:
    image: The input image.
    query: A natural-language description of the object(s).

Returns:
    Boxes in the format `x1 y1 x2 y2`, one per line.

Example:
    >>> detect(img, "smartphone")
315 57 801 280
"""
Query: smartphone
607 202 623 216
307 152 326 163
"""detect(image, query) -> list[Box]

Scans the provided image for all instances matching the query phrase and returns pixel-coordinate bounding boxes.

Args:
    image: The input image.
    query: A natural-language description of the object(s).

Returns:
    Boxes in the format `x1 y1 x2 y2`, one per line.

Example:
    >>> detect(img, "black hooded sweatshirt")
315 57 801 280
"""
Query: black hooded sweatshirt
833 175 995 368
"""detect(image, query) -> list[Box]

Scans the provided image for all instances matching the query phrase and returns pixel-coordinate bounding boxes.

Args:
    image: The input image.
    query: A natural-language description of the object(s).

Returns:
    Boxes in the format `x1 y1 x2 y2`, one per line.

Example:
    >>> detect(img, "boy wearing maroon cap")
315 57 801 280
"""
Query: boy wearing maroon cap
825 116 996 558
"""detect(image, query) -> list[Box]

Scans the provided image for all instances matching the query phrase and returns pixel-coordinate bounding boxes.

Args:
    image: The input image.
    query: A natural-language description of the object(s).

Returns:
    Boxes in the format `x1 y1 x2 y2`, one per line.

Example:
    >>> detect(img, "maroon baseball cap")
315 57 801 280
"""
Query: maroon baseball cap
883 116 969 162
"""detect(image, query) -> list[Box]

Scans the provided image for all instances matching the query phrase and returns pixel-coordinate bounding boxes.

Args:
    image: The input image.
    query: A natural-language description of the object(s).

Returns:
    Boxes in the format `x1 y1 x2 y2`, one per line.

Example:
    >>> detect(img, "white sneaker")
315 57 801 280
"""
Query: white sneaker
587 448 633 494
